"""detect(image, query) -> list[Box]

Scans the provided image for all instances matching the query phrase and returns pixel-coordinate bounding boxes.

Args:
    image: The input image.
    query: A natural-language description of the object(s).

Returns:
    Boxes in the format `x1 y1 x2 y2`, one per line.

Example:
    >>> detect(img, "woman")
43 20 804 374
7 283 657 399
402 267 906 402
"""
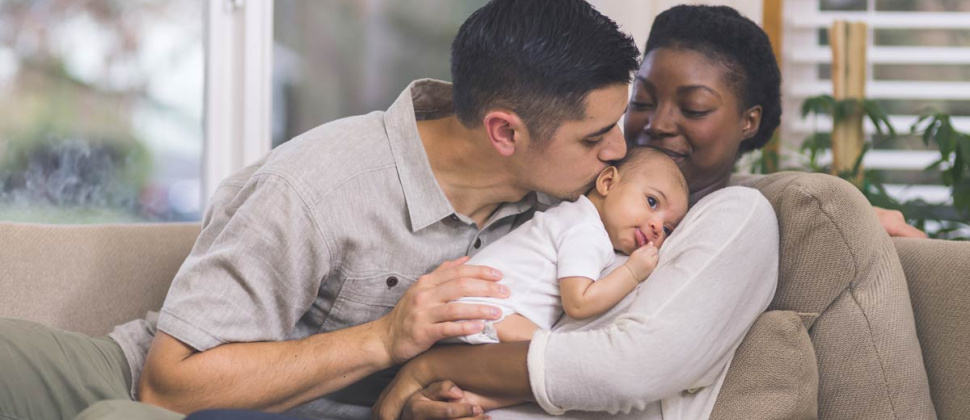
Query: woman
373 5 923 420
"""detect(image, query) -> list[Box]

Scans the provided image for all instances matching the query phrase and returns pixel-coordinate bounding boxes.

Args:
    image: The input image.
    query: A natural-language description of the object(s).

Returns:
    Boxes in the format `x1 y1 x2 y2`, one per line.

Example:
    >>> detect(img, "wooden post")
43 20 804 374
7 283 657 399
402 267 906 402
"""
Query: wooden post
761 0 783 173
829 20 867 186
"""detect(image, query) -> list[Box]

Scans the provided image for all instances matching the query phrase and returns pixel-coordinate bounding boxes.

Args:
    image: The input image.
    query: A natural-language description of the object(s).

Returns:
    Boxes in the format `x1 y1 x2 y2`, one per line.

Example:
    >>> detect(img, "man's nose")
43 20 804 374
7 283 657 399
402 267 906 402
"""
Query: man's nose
599 126 627 162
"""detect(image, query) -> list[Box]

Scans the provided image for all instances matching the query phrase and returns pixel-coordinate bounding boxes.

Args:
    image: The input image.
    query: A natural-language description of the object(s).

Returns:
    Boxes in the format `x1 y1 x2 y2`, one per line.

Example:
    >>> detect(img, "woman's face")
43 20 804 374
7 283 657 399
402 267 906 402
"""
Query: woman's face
624 47 761 202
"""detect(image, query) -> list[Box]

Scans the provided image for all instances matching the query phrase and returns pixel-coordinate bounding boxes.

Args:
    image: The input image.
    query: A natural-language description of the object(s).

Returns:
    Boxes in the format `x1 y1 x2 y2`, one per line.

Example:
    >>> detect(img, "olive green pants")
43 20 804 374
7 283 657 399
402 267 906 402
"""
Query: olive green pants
0 319 182 420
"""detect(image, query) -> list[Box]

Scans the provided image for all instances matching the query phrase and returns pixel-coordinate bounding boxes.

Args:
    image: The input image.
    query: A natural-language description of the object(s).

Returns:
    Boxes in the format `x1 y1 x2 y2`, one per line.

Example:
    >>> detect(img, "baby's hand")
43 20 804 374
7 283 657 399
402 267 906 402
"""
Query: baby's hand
625 241 659 282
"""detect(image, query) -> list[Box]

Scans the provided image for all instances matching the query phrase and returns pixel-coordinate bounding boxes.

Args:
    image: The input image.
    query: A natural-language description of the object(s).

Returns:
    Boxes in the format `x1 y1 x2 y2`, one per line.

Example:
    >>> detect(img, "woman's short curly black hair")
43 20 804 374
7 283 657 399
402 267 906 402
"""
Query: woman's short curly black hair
644 5 782 155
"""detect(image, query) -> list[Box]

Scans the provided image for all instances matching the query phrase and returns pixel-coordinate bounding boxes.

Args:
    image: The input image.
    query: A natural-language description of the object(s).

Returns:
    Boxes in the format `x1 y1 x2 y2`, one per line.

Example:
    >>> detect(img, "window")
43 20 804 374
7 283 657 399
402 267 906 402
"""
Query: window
781 0 970 207
0 0 205 223
271 0 489 148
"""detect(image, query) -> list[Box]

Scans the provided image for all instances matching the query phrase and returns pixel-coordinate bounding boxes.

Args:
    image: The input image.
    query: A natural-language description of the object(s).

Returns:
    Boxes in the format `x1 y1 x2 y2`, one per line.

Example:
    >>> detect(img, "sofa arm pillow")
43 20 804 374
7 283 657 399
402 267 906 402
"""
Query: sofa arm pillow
711 310 819 420
895 237 970 420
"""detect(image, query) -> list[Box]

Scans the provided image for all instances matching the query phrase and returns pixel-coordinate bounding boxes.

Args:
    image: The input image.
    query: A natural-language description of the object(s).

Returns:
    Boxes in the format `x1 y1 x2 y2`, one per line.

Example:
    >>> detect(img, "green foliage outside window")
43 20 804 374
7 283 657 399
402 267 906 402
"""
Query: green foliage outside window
751 94 969 240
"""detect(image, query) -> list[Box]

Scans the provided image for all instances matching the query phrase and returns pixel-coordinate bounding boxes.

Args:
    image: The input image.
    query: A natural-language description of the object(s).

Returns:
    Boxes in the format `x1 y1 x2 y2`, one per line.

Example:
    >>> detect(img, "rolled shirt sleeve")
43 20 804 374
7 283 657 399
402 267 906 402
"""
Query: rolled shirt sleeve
528 186 779 416
157 172 333 351
556 223 615 281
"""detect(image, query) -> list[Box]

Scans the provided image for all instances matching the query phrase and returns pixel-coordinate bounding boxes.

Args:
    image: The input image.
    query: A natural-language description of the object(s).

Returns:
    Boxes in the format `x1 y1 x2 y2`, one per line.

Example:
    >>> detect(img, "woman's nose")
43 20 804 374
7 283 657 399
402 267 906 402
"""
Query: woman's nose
644 104 677 140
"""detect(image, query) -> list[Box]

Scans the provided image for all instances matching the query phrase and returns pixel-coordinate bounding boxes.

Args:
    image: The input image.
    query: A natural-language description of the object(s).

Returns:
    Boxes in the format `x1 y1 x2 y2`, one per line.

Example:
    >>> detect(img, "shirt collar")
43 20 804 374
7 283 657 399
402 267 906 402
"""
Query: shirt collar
384 79 461 232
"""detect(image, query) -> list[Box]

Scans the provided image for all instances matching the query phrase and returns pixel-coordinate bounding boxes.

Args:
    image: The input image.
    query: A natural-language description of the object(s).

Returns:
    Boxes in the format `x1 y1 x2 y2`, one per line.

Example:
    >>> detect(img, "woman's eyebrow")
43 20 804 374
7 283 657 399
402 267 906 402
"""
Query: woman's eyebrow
677 85 721 99
634 75 656 96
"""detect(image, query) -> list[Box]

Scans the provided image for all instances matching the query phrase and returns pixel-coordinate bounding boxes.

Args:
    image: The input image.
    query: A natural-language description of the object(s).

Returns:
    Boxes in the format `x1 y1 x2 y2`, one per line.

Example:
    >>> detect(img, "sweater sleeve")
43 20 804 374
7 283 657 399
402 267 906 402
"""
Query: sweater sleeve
528 187 779 415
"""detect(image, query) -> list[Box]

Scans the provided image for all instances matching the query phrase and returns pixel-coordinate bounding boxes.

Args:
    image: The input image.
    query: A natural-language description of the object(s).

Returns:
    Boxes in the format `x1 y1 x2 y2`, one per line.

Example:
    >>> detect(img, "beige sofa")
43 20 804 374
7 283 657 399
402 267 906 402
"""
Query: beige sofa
2 172 969 419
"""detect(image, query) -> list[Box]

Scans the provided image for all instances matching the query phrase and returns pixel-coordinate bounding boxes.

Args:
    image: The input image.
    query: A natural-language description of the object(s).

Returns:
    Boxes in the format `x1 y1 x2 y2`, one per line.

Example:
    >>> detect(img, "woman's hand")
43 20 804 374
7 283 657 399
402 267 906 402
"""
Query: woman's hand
373 343 533 419
873 206 927 238
373 361 485 420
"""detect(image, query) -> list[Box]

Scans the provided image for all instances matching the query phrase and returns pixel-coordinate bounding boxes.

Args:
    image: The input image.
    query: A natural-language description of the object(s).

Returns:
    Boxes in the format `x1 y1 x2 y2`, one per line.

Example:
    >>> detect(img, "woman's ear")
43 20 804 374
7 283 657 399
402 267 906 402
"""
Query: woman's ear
484 110 526 157
741 105 763 140
595 166 620 197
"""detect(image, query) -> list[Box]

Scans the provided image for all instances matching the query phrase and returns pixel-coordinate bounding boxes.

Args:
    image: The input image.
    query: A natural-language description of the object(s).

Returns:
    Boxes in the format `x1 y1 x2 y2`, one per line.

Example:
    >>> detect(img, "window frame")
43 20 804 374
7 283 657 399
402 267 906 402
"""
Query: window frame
203 0 274 206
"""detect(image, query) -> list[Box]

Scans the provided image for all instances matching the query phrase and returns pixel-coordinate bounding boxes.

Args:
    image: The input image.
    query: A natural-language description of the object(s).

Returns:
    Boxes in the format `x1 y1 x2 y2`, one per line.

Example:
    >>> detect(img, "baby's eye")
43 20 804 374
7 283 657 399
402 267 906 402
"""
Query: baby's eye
663 226 672 236
647 196 658 209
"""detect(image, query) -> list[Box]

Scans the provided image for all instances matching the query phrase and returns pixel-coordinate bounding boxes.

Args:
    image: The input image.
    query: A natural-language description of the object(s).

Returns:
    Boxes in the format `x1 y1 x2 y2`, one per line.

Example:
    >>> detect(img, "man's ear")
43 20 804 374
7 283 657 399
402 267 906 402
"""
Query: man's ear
595 166 620 197
484 110 527 157
741 105 763 140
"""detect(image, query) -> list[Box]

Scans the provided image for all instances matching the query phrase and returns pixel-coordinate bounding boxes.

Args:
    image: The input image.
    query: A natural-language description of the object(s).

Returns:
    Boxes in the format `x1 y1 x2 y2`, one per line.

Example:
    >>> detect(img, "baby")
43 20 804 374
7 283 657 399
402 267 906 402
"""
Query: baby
452 146 689 344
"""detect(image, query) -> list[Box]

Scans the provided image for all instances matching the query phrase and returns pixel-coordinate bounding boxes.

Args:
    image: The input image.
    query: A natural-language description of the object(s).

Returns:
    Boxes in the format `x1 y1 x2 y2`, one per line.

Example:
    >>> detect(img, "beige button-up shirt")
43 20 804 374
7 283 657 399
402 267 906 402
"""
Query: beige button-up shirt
111 79 548 417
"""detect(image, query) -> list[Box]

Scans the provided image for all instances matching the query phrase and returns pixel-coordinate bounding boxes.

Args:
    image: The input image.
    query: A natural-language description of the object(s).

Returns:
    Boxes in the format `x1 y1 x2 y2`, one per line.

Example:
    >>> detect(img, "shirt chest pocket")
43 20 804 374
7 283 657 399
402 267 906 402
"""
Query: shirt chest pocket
321 272 418 331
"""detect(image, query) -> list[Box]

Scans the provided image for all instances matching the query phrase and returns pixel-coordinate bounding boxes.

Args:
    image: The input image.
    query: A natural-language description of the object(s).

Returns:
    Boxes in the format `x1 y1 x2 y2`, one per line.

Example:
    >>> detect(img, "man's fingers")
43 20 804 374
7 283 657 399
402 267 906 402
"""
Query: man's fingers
422 262 499 288
431 320 486 341
435 256 471 271
434 277 509 303
431 302 502 324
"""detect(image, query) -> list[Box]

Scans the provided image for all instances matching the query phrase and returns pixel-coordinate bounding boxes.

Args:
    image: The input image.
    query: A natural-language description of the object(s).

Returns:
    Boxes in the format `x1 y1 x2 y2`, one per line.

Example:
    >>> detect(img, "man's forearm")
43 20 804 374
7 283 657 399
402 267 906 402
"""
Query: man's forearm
139 318 393 414
414 342 533 400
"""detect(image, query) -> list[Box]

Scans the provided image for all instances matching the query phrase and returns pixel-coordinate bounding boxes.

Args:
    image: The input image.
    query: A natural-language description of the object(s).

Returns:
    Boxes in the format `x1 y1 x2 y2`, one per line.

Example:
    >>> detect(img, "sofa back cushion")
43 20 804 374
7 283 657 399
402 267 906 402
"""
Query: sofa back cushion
731 172 936 419
0 222 200 336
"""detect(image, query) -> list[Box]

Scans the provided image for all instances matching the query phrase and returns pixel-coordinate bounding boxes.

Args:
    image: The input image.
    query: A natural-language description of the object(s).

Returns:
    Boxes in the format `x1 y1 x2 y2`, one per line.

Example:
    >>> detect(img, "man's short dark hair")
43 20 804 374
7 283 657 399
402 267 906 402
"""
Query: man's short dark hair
451 0 640 145
644 5 782 155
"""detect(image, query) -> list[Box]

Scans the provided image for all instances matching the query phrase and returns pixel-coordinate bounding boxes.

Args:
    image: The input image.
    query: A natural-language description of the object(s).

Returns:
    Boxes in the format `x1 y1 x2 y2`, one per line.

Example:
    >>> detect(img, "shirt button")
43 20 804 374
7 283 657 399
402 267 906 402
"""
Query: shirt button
386 276 398 288
474 238 482 249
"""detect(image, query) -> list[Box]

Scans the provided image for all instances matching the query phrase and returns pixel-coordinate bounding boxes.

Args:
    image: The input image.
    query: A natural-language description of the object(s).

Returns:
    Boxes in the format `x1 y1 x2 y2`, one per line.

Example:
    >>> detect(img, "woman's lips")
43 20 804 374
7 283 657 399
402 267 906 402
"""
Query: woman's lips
661 149 688 162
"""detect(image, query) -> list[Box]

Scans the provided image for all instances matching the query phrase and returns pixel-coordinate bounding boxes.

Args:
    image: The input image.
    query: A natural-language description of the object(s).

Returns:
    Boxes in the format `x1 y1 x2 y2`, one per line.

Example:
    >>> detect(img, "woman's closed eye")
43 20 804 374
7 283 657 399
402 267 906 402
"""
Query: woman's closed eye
682 108 712 118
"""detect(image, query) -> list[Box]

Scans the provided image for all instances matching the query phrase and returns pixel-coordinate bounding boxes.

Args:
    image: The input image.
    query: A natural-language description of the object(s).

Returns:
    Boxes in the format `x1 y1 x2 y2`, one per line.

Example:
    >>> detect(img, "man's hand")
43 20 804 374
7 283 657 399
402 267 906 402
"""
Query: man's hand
377 256 509 364
873 206 927 238
625 241 659 282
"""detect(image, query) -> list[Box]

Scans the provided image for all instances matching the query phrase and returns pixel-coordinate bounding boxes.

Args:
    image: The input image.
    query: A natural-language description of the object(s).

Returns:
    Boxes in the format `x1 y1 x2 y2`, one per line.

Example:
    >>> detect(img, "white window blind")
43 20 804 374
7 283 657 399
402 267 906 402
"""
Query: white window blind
781 0 970 205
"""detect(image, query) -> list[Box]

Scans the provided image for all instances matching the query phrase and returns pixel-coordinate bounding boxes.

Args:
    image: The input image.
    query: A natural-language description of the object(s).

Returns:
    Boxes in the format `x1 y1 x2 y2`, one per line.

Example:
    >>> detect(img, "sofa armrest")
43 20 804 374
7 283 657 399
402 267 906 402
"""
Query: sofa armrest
895 237 970 420
0 222 200 336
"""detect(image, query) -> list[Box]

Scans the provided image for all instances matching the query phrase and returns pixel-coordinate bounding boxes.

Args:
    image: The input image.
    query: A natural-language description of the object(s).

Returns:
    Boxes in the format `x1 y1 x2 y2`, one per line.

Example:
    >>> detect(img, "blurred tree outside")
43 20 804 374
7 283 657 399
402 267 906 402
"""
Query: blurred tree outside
0 0 203 223
272 0 488 148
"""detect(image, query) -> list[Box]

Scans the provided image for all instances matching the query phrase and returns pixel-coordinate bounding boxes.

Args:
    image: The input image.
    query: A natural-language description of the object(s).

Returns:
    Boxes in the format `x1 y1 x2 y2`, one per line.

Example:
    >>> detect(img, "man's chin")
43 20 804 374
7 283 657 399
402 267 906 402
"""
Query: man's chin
547 188 588 202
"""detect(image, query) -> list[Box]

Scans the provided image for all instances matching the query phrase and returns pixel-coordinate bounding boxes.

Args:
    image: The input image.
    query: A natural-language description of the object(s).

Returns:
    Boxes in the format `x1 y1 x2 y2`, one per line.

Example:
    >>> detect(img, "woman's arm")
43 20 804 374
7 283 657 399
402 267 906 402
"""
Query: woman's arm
373 342 533 420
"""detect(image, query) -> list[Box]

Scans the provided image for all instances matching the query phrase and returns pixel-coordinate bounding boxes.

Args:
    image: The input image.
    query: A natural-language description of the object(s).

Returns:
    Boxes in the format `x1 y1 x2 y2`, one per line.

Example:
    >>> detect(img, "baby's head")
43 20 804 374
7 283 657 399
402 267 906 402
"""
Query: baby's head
586 147 689 254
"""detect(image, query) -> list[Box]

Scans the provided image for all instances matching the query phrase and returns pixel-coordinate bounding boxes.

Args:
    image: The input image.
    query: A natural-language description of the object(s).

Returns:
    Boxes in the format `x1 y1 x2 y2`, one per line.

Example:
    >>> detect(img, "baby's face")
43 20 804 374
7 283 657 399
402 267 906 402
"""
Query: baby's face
598 167 689 254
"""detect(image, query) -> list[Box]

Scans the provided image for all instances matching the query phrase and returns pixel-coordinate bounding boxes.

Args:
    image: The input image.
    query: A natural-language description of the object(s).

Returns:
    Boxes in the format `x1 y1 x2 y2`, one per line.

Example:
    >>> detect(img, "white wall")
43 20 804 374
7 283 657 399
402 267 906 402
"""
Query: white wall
589 0 763 51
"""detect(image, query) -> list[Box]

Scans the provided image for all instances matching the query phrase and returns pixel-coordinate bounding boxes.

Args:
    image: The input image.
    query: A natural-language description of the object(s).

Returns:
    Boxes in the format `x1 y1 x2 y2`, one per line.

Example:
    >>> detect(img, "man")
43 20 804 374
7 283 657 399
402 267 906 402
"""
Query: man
0 0 639 418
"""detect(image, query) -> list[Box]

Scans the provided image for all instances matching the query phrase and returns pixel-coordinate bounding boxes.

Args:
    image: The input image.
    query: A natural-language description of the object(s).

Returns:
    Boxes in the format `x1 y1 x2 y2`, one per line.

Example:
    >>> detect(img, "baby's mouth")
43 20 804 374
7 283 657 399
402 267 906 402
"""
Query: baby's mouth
635 228 647 249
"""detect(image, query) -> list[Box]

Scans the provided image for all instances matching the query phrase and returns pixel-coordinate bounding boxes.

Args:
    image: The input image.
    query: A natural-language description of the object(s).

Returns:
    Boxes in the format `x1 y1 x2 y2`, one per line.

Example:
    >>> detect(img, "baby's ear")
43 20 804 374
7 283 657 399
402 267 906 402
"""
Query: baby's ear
595 166 620 196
